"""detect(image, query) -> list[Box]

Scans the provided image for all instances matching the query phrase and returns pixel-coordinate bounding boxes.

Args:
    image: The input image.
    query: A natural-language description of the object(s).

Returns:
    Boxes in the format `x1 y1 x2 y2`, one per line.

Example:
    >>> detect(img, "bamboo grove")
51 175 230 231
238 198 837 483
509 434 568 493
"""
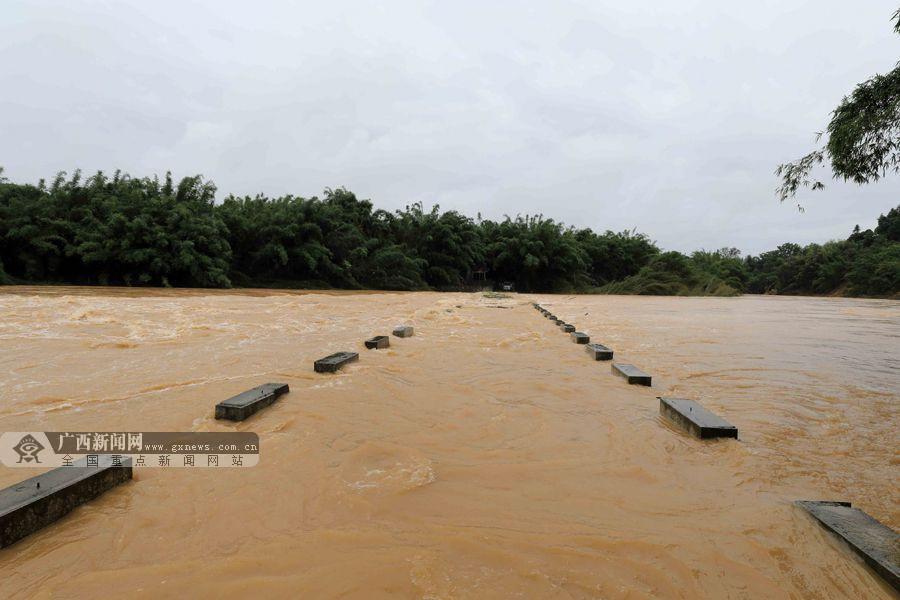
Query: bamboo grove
0 169 897 297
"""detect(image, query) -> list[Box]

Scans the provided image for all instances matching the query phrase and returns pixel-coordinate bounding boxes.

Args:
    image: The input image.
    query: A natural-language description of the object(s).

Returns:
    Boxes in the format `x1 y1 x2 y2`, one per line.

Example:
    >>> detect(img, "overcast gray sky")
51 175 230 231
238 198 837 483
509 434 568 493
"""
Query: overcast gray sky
2 1 898 254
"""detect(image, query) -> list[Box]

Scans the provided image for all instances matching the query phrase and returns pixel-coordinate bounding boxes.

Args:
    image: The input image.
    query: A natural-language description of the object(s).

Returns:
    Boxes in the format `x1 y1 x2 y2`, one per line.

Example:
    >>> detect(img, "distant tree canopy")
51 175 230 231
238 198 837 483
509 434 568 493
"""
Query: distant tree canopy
750 206 899 296
0 168 897 297
0 169 231 287
776 9 900 203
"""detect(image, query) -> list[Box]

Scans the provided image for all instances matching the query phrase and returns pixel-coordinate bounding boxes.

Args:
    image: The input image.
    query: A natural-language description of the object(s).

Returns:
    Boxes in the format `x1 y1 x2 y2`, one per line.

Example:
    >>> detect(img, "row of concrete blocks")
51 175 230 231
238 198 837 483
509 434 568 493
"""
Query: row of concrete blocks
0 324 418 549
313 325 413 374
532 303 899 591
535 304 628 371
533 302 737 437
221 325 416 422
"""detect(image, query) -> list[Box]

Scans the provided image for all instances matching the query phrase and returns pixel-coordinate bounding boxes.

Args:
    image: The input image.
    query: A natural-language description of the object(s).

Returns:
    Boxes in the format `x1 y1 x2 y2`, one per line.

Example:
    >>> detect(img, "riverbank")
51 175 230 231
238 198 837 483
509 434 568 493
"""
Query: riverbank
3 281 897 300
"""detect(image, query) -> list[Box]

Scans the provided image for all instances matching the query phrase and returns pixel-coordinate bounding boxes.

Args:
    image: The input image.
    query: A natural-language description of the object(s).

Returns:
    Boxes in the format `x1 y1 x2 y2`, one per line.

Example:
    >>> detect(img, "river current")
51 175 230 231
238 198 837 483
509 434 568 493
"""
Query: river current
0 287 897 598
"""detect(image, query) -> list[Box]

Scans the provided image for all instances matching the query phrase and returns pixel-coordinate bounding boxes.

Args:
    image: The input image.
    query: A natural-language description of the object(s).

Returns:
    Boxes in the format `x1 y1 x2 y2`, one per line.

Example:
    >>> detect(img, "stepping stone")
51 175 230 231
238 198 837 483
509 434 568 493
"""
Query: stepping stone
0 455 133 548
612 363 651 386
393 325 414 338
215 383 290 421
585 343 614 361
559 324 575 333
658 397 737 439
365 335 390 349
571 332 590 344
314 351 359 373
796 501 899 591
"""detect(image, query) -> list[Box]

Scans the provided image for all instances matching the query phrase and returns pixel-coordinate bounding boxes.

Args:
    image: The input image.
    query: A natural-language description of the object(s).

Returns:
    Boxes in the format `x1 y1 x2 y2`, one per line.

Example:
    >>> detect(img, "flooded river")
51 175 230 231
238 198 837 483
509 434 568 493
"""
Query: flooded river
0 287 897 598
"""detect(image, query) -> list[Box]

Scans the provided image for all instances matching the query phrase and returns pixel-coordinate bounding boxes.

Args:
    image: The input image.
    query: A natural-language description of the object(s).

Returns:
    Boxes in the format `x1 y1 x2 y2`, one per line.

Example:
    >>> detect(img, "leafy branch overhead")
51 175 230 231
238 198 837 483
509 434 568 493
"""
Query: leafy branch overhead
776 9 900 203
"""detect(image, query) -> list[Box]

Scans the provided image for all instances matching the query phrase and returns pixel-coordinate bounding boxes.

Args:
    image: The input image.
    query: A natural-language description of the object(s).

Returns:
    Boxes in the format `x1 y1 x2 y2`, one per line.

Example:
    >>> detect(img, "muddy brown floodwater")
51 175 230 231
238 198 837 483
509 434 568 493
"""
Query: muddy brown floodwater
0 287 897 599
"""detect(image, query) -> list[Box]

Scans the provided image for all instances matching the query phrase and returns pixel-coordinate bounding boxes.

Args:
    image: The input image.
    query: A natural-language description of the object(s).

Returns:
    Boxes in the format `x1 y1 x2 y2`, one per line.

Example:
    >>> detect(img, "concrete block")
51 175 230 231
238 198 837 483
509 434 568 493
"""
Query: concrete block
612 363 651 386
215 383 290 421
585 343 614 361
658 397 737 439
365 335 390 349
393 325 414 338
0 456 133 548
314 351 359 373
796 501 899 591
571 332 590 344
560 324 575 333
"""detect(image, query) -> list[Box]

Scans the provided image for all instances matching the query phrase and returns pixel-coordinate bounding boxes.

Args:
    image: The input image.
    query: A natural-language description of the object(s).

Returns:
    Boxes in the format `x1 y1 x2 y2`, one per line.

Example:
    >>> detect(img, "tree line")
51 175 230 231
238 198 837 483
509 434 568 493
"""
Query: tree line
0 169 897 297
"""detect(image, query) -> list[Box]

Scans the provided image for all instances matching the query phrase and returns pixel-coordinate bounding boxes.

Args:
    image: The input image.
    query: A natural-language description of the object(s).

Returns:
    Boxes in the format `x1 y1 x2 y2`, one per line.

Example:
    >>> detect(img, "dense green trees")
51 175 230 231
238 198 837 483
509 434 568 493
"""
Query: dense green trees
0 170 231 287
0 168 897 297
387 203 482 290
596 251 743 296
743 209 900 296
481 216 587 292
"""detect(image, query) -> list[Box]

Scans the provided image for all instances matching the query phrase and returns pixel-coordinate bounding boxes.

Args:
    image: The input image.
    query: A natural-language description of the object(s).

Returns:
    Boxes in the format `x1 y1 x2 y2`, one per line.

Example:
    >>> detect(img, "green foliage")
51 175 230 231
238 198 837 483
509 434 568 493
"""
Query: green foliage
0 170 231 287
876 205 900 241
847 242 899 296
217 193 348 287
776 9 900 203
744 209 900 297
0 168 896 297
597 251 741 296
481 215 593 292
575 228 658 285
827 67 900 185
690 248 747 291
388 203 484 289
0 169 657 293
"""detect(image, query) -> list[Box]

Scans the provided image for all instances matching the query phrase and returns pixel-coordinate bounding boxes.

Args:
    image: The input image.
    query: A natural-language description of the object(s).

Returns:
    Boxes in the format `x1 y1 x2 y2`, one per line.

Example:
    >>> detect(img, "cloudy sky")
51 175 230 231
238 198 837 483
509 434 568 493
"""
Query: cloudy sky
2 1 898 254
